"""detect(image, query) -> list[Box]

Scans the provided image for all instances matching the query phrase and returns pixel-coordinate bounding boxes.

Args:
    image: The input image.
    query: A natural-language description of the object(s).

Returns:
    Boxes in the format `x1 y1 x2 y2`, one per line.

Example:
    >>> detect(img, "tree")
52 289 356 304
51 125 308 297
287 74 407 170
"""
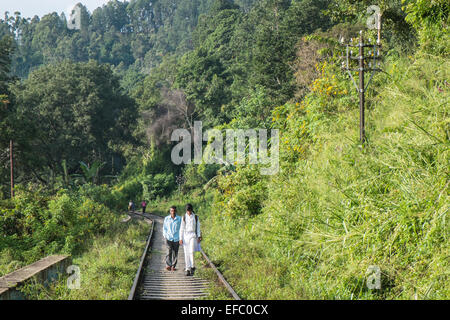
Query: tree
0 36 13 142
9 60 138 183
405 0 449 55
176 0 243 126
0 35 14 197
176 46 231 126
91 0 129 33
31 13 67 64
0 36 13 95
0 0 236 79
327 0 416 51
79 160 105 184
248 0 331 106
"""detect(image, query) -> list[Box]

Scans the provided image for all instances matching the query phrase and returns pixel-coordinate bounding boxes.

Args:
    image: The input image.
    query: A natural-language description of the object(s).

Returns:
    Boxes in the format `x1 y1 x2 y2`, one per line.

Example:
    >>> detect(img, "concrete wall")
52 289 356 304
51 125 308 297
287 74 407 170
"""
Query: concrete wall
0 255 71 300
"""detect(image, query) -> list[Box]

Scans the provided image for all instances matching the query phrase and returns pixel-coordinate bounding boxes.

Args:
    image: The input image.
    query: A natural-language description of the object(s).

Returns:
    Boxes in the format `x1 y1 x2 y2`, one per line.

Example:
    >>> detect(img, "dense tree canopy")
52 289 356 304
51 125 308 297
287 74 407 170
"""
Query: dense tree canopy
0 0 448 301
0 0 256 79
8 61 137 184
0 0 434 192
0 36 14 197
171 0 331 128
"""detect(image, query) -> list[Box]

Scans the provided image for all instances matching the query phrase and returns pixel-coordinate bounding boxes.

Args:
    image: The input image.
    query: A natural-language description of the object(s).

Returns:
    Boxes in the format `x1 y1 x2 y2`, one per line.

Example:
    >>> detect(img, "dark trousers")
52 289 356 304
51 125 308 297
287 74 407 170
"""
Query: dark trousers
165 239 180 268
142 206 146 214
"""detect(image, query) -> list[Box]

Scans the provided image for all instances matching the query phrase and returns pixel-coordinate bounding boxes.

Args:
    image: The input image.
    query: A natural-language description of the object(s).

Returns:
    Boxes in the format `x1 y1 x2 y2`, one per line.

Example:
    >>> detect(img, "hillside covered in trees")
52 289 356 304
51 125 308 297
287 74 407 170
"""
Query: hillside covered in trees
0 0 448 299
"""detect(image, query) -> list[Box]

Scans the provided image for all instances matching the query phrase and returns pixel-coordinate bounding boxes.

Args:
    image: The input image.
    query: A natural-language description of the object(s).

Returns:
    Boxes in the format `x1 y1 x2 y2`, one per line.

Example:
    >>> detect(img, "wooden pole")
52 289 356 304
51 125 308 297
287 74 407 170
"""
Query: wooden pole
10 139 14 198
359 31 366 144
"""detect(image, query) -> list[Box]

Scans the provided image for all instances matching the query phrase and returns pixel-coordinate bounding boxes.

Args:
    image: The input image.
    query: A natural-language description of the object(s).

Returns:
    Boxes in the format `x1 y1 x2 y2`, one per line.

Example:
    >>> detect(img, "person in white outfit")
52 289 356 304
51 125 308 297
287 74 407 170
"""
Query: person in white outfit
179 203 202 276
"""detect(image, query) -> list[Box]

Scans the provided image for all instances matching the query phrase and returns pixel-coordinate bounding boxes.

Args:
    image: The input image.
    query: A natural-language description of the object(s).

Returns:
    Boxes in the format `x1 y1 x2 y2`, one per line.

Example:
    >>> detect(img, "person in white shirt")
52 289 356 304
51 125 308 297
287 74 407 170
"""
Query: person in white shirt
179 203 202 276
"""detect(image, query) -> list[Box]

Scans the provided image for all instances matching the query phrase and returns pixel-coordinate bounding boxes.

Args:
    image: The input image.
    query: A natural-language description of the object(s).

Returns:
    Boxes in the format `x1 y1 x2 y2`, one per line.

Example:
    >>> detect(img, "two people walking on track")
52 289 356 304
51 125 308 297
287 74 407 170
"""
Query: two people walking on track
128 200 147 214
163 204 202 276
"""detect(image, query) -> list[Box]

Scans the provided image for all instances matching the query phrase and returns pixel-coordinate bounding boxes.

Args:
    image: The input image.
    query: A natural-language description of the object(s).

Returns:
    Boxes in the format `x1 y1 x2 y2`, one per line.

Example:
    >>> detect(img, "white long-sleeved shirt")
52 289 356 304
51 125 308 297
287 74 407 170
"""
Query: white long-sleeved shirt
179 212 201 240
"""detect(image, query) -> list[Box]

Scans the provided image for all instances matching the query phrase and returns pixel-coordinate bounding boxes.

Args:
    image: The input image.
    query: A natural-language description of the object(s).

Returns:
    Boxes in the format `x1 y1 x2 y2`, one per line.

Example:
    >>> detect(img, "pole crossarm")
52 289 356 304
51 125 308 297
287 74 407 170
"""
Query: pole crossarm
339 29 383 144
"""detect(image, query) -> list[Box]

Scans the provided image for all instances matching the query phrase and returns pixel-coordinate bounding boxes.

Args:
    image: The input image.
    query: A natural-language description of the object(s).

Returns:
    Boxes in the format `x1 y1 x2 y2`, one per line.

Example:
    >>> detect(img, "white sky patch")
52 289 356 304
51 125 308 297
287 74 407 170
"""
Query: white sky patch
1 0 115 19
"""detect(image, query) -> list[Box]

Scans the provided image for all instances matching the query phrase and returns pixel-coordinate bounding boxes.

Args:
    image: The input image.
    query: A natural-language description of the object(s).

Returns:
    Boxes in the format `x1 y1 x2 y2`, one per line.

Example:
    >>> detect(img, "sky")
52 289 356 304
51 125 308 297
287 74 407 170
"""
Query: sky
1 0 115 19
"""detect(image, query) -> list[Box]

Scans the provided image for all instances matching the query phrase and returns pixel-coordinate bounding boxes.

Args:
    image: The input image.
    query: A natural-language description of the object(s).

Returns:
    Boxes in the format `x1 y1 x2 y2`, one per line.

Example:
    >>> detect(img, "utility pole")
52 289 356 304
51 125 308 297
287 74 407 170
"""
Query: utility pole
10 139 14 198
340 14 382 145
359 31 366 144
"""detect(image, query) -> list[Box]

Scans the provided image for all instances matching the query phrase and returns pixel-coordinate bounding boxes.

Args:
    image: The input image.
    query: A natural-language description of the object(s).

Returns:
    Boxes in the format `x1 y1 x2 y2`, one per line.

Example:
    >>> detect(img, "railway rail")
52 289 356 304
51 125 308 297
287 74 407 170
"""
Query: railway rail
128 212 240 300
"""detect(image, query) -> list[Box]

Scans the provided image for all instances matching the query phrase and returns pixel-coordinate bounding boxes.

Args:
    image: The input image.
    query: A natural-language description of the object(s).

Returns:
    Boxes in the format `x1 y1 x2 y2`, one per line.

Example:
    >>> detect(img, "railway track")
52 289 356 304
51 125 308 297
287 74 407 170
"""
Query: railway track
128 212 240 300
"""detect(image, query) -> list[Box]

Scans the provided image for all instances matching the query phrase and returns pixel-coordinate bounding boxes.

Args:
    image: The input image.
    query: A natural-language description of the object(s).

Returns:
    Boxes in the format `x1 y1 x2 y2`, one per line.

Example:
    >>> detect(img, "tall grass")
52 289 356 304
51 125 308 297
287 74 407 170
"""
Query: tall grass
200 53 449 299
19 219 150 300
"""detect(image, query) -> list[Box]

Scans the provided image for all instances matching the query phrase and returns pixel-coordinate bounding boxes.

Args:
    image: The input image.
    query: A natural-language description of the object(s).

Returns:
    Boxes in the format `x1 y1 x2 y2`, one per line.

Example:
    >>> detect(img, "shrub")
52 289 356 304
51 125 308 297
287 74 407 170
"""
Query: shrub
0 184 117 271
405 0 450 55
204 51 449 299
141 173 175 200
215 166 268 219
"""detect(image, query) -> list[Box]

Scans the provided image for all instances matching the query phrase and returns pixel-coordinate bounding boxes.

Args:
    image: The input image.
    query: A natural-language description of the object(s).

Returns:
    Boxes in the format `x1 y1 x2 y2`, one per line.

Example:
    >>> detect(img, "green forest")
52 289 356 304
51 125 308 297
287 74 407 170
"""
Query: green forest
0 0 448 300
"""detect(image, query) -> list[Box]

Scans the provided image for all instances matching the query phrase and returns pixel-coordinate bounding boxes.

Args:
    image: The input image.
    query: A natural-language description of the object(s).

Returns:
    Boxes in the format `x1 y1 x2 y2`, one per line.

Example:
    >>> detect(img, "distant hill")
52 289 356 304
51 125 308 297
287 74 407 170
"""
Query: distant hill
0 0 258 78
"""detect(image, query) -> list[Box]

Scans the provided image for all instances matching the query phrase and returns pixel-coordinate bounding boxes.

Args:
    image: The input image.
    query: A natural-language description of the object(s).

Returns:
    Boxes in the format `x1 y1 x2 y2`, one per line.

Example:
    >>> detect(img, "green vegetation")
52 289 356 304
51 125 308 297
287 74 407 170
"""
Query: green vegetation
203 53 449 299
19 219 150 300
0 0 448 300
8 60 137 185
0 185 118 276
194 254 234 300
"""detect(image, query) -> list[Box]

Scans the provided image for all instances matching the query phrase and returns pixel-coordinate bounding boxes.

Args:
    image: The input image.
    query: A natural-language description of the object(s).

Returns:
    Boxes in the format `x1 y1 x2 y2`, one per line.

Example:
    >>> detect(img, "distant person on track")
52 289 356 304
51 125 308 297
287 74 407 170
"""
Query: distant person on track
163 206 182 271
179 204 202 276
141 200 147 214
128 200 135 212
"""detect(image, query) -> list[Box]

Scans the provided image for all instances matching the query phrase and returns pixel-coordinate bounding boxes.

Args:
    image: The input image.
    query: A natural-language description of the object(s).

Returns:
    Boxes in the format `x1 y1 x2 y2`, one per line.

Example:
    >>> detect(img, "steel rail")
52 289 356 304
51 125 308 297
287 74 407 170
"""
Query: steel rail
128 213 154 300
128 212 240 300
